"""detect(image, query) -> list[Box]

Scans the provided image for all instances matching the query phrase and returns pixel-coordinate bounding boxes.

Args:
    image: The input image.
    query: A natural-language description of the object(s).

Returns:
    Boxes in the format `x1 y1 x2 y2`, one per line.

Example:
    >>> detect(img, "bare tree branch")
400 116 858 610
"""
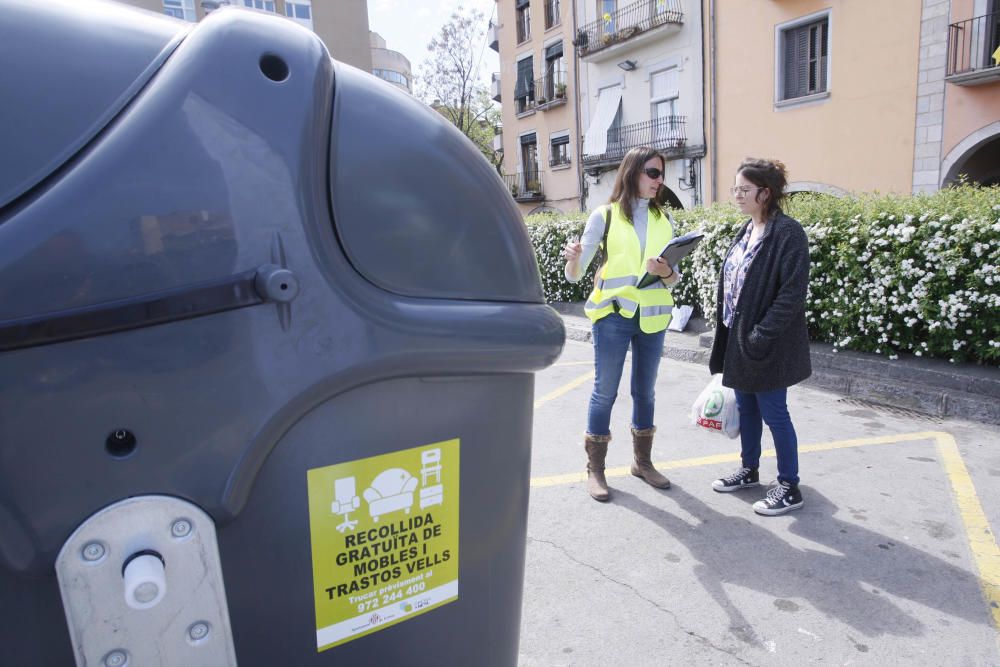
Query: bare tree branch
416 8 502 170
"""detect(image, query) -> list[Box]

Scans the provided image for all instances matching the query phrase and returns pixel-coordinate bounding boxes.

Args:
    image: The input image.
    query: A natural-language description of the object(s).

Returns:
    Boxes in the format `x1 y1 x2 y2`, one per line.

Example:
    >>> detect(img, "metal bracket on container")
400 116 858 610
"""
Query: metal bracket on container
56 495 238 667
0 233 299 350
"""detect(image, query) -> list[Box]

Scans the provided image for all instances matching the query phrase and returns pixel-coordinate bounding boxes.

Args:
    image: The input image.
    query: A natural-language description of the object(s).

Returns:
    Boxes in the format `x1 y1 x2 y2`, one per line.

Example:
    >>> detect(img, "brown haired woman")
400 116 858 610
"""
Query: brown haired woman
563 146 679 502
709 158 812 515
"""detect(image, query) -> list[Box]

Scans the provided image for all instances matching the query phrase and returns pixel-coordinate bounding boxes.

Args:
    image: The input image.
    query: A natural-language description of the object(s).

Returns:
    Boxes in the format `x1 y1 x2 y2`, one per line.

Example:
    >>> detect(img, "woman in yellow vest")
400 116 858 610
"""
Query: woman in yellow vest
563 146 679 502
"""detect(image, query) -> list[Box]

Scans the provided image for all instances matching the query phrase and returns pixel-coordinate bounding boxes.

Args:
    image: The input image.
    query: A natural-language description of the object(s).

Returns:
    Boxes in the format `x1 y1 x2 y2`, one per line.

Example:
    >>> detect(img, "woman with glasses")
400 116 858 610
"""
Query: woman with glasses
563 146 679 502
709 158 811 515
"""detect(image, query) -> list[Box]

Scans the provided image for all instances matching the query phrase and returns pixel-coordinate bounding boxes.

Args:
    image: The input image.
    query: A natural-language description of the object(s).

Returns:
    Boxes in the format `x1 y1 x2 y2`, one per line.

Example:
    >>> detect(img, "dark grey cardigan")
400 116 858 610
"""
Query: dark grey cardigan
708 212 812 393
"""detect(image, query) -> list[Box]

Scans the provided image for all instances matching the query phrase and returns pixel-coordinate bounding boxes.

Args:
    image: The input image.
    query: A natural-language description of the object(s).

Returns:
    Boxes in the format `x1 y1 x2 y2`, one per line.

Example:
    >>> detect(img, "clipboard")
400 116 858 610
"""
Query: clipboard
636 231 705 288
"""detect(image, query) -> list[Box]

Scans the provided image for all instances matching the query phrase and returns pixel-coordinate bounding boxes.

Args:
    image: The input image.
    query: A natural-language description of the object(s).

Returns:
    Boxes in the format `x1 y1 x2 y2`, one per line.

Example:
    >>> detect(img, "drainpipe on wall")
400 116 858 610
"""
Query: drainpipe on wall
572 0 586 212
709 0 717 203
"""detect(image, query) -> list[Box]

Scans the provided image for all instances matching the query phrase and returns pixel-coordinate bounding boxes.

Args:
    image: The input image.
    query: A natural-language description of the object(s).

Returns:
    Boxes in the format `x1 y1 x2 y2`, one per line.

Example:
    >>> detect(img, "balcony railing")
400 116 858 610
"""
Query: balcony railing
532 70 568 109
491 72 502 102
549 154 571 168
582 116 686 167
515 94 536 115
502 172 544 201
488 21 499 52
574 0 683 58
946 12 1000 85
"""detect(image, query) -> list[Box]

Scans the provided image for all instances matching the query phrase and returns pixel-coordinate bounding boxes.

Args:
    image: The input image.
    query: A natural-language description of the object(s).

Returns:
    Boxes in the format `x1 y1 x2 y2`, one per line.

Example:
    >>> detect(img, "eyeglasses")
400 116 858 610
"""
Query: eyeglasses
643 167 664 180
730 185 764 197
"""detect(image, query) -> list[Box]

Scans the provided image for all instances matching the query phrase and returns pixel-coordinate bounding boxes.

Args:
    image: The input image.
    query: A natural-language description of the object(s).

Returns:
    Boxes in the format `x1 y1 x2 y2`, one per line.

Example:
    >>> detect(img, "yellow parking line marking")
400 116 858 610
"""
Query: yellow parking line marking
935 432 1000 632
531 430 946 489
530 429 1000 635
534 370 593 409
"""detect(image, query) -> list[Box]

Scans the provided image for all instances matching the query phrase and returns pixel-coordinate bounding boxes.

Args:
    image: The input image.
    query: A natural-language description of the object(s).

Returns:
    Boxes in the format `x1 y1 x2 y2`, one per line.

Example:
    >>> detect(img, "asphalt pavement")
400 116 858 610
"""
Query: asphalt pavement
518 308 1000 666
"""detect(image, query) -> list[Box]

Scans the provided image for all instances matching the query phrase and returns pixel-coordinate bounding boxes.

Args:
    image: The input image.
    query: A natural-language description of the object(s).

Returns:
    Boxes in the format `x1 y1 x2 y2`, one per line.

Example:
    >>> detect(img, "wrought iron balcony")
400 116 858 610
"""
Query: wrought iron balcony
491 72 501 102
515 94 536 115
574 0 683 59
532 70 568 109
946 12 1000 85
582 116 686 168
488 20 499 52
502 172 544 202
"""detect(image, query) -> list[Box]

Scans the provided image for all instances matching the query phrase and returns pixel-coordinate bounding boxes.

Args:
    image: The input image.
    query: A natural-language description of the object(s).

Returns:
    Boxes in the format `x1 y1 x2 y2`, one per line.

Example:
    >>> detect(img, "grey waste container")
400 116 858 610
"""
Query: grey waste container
0 2 565 664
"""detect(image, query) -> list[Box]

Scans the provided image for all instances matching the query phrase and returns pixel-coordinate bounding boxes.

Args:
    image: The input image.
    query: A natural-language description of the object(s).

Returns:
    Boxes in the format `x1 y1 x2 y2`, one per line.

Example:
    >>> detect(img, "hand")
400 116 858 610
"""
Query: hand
646 257 674 278
563 237 583 262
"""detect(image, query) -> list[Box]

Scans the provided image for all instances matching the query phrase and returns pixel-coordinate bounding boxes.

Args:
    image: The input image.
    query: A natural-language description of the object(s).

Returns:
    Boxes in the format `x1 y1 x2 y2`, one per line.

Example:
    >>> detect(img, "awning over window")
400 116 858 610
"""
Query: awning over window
545 41 563 60
514 58 534 98
583 85 622 157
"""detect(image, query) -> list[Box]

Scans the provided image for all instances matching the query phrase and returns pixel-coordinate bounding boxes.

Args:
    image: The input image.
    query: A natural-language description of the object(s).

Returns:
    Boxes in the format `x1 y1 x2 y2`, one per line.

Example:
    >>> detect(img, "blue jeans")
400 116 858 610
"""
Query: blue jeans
587 313 666 436
734 388 799 485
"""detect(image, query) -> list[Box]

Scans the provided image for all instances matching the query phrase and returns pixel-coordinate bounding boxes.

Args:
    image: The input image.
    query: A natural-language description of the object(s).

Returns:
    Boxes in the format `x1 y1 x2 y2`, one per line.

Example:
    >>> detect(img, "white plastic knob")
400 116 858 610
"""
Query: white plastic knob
123 553 166 610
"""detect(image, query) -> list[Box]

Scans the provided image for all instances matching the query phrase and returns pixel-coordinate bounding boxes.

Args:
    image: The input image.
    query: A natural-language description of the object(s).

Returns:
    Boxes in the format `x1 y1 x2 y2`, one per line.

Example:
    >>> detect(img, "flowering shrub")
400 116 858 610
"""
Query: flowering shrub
524 211 591 303
525 184 1000 365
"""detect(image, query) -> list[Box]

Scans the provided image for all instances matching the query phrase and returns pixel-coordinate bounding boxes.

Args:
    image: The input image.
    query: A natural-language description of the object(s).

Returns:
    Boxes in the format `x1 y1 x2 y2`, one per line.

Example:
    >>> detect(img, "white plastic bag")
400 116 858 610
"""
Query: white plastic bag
667 305 693 332
690 374 740 438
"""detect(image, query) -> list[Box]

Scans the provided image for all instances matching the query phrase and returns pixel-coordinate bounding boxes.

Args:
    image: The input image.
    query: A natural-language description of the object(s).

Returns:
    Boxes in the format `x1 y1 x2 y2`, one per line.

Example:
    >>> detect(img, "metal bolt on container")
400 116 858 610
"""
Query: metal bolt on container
0 0 564 665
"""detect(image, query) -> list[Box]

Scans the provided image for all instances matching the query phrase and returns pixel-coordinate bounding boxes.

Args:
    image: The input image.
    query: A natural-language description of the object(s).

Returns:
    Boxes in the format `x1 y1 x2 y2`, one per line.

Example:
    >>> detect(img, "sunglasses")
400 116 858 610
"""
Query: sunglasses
643 167 664 180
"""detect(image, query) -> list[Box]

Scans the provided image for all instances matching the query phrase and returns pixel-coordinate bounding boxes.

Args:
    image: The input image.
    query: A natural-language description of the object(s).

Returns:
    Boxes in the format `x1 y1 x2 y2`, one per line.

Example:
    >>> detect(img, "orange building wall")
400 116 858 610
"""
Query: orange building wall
707 0 923 198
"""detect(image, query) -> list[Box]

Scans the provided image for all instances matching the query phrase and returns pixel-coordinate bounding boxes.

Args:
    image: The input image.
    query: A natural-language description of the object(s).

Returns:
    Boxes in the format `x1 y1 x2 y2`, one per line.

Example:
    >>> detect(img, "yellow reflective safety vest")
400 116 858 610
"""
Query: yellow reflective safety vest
584 202 675 333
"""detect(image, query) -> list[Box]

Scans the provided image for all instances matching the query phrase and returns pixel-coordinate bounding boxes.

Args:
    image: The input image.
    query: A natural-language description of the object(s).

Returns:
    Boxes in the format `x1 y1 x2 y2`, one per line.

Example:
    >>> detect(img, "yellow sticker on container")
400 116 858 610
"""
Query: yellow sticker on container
307 438 460 652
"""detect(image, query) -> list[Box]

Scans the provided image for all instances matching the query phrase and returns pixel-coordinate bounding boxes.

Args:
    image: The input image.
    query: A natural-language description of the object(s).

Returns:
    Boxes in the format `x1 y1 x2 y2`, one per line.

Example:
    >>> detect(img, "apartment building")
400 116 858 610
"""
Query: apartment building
703 0 1000 201
370 31 413 94
575 0 706 210
118 0 373 71
493 0 584 214
939 0 1000 187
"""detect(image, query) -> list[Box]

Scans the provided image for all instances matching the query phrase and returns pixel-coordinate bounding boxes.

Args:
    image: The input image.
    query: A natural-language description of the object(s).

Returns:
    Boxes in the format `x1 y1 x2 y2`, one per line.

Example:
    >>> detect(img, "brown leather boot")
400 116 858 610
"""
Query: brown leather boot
584 434 612 502
630 426 670 489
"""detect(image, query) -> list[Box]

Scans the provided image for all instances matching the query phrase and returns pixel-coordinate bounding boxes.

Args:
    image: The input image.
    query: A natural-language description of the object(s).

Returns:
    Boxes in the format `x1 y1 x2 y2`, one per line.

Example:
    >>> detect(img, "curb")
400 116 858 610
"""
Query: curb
559 310 1000 425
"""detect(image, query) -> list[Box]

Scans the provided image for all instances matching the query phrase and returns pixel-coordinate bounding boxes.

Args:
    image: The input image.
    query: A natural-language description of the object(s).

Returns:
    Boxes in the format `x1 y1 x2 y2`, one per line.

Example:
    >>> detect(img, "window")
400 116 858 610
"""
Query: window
544 0 560 29
543 42 565 100
550 133 570 167
520 133 540 192
244 0 276 12
514 56 535 114
780 15 829 101
284 0 313 29
163 0 195 21
650 66 679 139
516 0 531 43
600 0 616 35
374 68 410 88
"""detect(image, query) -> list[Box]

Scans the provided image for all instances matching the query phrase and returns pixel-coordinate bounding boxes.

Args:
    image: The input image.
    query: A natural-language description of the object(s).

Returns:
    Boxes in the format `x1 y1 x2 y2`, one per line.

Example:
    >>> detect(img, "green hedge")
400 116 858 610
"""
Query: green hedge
525 185 1000 365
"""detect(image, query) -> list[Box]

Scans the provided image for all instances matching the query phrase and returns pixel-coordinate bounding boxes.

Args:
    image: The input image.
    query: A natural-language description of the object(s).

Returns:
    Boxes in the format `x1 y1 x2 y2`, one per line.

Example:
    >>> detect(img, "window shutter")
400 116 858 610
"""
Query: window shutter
520 132 537 146
651 67 678 98
514 58 534 98
544 41 563 60
550 135 570 146
819 21 829 93
784 20 827 100
783 25 809 100
515 0 529 8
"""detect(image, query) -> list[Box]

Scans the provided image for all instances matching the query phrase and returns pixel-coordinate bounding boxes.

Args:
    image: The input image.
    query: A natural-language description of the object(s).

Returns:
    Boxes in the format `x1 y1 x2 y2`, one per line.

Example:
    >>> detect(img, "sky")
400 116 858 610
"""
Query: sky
367 0 500 88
